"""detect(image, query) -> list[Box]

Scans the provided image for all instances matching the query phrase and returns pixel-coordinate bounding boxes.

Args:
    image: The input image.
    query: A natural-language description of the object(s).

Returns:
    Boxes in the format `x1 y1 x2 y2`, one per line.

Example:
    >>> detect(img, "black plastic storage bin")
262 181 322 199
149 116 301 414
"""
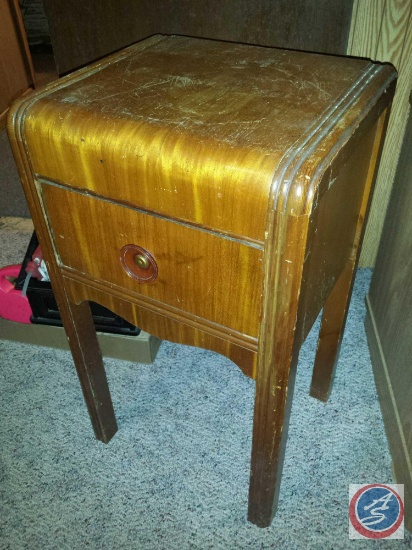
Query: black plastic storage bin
14 231 140 336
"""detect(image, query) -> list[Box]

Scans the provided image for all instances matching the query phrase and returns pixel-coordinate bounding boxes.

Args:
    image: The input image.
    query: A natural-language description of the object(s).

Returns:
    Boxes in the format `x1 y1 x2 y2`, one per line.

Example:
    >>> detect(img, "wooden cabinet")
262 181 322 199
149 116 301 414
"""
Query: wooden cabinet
365 94 412 532
8 35 395 527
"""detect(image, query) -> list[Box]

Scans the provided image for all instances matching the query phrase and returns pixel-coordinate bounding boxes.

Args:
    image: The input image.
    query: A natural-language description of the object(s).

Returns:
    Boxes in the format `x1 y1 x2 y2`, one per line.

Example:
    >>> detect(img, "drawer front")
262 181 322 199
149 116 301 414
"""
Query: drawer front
40 183 263 338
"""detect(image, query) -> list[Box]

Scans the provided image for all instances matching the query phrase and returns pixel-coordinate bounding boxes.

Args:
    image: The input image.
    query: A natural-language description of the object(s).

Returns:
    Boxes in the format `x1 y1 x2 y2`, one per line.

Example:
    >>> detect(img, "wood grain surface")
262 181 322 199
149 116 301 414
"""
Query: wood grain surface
40 182 263 341
23 36 375 242
348 0 412 266
64 275 259 379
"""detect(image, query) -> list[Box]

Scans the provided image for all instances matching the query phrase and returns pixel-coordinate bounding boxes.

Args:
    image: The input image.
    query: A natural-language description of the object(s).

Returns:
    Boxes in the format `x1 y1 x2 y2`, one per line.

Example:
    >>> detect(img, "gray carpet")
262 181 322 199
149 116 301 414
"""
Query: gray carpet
1 222 411 549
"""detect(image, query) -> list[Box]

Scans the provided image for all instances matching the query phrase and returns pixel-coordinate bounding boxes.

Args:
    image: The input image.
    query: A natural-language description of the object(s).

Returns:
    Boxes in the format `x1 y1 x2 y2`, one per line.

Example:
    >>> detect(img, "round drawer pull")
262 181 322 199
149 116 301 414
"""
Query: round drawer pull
120 244 158 283
134 254 150 270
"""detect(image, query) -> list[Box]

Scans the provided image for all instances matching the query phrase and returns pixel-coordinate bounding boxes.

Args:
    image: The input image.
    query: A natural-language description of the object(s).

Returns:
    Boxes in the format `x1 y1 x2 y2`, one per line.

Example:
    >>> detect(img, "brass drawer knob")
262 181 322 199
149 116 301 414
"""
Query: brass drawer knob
120 244 158 283
134 254 150 269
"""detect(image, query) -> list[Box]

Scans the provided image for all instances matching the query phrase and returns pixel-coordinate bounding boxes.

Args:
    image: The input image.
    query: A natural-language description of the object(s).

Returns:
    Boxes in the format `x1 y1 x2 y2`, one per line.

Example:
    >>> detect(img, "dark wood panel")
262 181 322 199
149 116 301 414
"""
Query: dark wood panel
366 93 412 532
43 0 354 74
0 0 35 125
42 0 152 74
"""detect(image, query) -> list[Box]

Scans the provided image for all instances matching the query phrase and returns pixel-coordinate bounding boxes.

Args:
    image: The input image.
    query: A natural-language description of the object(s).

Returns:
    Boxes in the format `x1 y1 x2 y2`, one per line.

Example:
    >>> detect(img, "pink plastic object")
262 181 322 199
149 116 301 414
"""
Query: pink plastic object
0 264 32 324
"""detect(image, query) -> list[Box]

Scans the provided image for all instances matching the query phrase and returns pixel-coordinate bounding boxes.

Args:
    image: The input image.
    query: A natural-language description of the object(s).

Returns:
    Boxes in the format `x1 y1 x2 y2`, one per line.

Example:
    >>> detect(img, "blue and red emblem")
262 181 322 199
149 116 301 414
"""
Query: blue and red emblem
349 484 404 539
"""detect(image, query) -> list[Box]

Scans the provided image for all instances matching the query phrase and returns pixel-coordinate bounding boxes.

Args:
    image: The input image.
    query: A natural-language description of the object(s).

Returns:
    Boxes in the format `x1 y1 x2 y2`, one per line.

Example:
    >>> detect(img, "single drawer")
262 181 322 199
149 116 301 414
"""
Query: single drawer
40 182 263 339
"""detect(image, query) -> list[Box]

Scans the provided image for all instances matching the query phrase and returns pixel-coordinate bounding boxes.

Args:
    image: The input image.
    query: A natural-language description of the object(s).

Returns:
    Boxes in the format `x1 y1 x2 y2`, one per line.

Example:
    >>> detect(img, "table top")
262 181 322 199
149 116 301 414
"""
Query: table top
28 35 374 151
19 35 396 241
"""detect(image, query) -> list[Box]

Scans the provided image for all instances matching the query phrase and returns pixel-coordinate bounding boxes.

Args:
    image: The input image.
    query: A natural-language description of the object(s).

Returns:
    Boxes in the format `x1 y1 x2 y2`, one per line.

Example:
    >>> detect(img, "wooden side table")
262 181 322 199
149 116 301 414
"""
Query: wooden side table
8 35 396 527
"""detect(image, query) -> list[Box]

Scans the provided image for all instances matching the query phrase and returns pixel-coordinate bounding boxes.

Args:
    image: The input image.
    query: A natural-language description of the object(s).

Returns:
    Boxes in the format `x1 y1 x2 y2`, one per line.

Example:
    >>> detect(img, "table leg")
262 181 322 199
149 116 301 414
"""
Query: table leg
247 327 300 527
59 295 118 443
309 261 356 402
309 110 389 403
248 225 306 527
7 111 118 443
